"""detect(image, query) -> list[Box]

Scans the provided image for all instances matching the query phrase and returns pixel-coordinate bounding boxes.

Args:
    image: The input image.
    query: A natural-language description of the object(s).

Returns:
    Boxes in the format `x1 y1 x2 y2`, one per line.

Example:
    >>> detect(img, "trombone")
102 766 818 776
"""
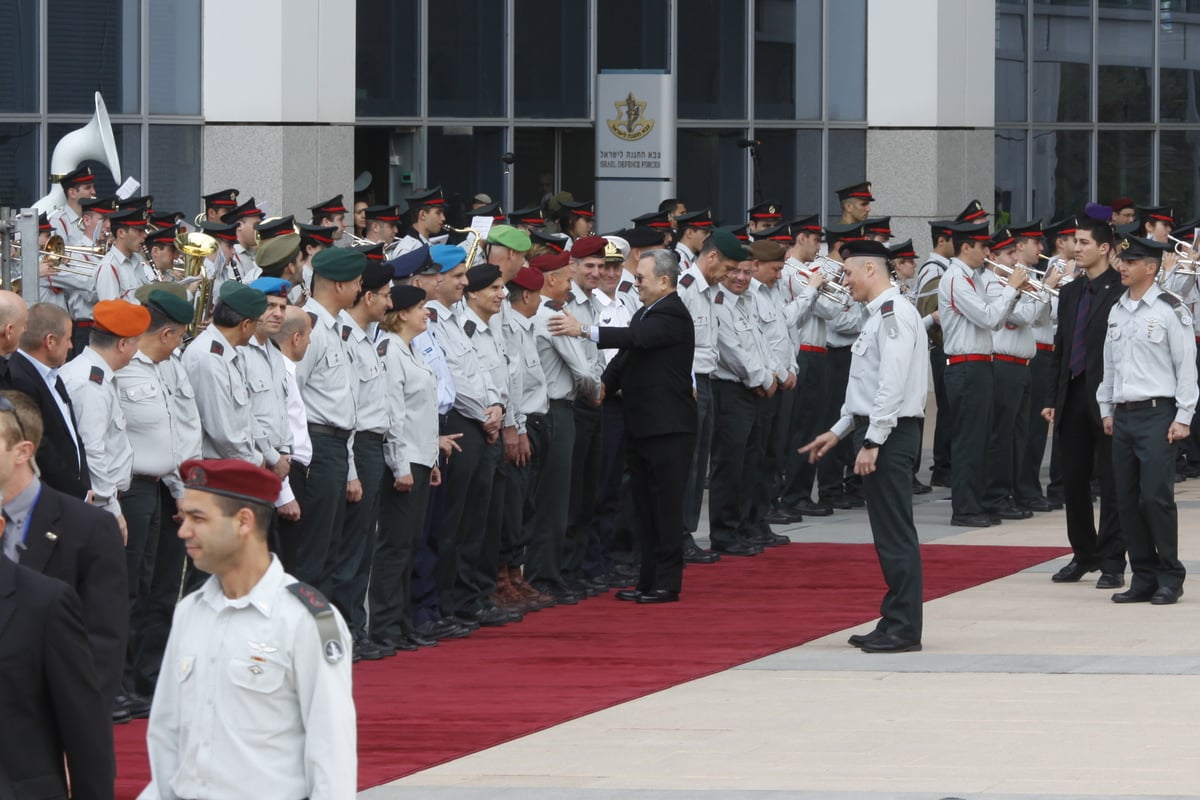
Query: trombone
11 235 98 277
986 258 1057 301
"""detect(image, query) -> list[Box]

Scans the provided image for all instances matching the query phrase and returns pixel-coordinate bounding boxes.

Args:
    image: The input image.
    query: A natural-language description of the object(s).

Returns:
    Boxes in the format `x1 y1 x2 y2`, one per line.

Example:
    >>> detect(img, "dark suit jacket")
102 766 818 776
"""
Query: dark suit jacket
0 556 115 800
596 291 698 439
18 483 128 704
9 351 90 498
1048 266 1123 425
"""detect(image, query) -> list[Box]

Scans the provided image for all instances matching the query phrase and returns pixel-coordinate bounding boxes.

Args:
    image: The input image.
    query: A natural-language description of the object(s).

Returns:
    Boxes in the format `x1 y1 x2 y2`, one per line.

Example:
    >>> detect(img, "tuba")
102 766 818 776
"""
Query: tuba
33 93 122 214
176 231 219 337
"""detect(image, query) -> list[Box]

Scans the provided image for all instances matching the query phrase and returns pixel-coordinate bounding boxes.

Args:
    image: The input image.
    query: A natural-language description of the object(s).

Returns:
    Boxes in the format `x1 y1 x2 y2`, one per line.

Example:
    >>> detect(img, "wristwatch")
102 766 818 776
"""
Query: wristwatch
862 439 881 450
579 324 591 339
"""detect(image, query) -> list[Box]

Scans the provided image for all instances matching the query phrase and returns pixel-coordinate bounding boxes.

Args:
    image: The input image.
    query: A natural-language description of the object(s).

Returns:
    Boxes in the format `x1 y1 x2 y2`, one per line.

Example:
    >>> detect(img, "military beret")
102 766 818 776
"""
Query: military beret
256 234 301 271
1084 202 1113 222
487 224 532 253
530 251 571 272
248 277 291 297
570 235 607 260
389 284 426 310
145 290 194 324
509 265 544 293
710 228 750 261
134 281 188 304
621 226 667 249
93 299 151 338
218 281 269 318
1115 234 1172 262
387 246 437 280
202 189 239 210
58 166 95 188
748 240 787 262
312 247 367 281
838 239 891 260
181 458 282 507
835 181 874 202
255 215 297 240
360 261 394 292
465 264 503 293
429 244 467 272
1110 196 1135 213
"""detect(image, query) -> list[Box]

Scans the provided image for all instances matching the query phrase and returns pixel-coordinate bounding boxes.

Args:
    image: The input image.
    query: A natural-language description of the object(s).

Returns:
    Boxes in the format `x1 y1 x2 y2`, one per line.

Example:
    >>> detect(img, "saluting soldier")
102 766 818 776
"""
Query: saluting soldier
801 238 928 653
1100 235 1197 605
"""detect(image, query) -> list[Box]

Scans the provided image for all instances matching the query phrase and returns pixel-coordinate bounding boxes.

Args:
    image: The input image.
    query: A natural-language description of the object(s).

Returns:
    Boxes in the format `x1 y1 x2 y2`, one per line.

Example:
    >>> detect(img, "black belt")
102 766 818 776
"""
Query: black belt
853 415 919 428
526 412 545 424
131 474 161 484
549 397 574 408
356 430 386 442
308 422 352 440
1116 397 1175 411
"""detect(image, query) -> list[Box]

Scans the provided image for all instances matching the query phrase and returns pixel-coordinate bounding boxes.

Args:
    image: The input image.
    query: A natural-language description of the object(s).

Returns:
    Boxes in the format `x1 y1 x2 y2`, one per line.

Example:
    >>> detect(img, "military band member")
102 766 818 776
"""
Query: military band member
362 204 402 249
143 227 179 283
507 206 546 232
47 166 97 246
200 188 239 225
630 209 674 248
60 300 151 536
95 209 151 302
673 208 714 272
746 200 784 234
394 186 448 255
557 199 596 243
310 195 349 242
1138 205 1175 243
199 220 244 298
835 181 873 225
801 238 928 653
864 217 893 243
295 223 336 304
225 196 264 279
1044 216 1078 277
1099 235 1198 604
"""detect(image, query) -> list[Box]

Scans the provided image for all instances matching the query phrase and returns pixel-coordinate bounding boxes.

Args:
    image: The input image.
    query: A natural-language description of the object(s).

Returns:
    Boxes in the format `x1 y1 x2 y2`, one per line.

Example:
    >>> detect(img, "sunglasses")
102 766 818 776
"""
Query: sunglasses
0 396 27 443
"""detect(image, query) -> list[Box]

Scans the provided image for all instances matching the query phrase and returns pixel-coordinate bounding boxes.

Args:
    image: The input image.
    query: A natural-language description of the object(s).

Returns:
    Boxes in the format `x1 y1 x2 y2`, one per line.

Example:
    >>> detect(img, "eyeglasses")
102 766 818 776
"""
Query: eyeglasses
0 396 27 443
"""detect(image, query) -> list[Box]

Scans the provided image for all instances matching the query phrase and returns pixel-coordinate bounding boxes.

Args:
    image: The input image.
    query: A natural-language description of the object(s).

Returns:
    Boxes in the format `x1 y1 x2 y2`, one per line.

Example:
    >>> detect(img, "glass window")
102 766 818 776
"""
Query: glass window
147 125 201 217
754 129 822 220
426 126 504 226
1097 0 1153 123
427 1 504 118
0 0 38 113
678 0 748 119
1031 0 1091 123
1161 130 1200 216
597 0 669 71
676 129 747 227
826 129 867 219
513 128 555 211
995 0 1028 123
47 0 141 114
1030 128 1089 223
994 129 1029 226
148 0 201 116
356 0 420 117
1159 2 1200 123
560 128 596 206
1097 130 1152 209
754 0 822 121
827 0 866 121
48 123 141 200
0 124 39 208
514 0 588 118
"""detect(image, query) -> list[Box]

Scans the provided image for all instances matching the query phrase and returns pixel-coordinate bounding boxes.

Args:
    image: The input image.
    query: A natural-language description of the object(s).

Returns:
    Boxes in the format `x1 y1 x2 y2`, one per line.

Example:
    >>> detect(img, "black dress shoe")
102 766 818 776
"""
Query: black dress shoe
847 629 882 648
402 630 438 647
751 531 791 547
124 692 152 719
374 636 417 653
636 589 680 604
950 514 992 527
790 499 833 517
530 580 580 605
1051 560 1097 583
354 640 384 661
764 509 801 525
1111 588 1156 603
460 605 510 627
929 472 951 488
821 495 854 510
683 542 721 564
1016 496 1054 512
860 633 922 653
615 589 642 601
845 495 866 508
711 541 762 556
985 513 1003 525
416 619 470 640
112 696 133 724
911 478 932 495
1095 572 1124 589
1151 586 1183 605
995 508 1033 520
448 615 481 631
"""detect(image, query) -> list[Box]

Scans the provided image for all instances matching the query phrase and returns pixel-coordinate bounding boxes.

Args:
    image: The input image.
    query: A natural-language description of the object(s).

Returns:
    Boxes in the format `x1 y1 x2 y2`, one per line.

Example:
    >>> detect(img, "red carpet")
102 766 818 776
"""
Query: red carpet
112 541 1066 796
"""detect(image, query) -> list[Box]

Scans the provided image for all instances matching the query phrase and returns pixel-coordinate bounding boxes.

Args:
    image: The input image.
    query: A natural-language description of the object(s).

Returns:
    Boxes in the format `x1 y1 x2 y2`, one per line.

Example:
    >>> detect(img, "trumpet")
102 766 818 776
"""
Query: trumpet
343 231 379 248
792 257 854 309
986 259 1057 300
1169 234 1198 258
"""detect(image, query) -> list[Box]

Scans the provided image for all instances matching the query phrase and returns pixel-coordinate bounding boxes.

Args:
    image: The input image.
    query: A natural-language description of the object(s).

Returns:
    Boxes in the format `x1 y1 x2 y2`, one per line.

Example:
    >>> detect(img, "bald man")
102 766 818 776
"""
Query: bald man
0 289 29 388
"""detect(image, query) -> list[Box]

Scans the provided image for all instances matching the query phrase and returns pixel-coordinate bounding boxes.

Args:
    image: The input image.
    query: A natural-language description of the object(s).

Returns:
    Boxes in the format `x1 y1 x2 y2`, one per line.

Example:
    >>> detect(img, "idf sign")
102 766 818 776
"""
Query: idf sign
596 72 674 181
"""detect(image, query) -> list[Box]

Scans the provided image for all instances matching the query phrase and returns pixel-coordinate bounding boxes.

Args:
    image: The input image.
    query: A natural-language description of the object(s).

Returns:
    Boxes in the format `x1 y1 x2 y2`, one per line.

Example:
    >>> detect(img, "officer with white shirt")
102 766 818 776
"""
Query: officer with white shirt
140 459 355 800
801 239 929 653
240 279 294 485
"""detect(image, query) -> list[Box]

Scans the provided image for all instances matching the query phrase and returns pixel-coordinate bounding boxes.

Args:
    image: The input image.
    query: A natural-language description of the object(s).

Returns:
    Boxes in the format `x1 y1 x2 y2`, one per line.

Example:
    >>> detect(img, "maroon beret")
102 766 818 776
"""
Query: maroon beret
510 265 545 292
570 235 607 260
181 458 282 507
530 251 571 273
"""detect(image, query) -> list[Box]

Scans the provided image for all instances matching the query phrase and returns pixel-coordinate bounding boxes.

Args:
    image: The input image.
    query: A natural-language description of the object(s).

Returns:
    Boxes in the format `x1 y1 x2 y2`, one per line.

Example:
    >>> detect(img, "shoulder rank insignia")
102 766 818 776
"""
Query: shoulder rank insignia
209 341 224 356
1159 291 1191 324
427 308 438 322
544 300 563 312
88 366 104 384
463 320 477 337
376 339 389 357
881 300 894 316
306 311 318 329
618 280 633 293
714 290 725 305
287 582 345 665
341 325 351 341
680 273 696 288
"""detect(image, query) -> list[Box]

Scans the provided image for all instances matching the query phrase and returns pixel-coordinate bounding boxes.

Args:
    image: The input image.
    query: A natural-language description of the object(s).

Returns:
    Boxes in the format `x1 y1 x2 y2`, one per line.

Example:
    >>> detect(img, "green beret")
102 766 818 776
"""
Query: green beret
218 280 268 319
486 224 531 253
256 233 301 271
134 281 188 304
312 247 367 281
145 289 194 324
711 227 750 261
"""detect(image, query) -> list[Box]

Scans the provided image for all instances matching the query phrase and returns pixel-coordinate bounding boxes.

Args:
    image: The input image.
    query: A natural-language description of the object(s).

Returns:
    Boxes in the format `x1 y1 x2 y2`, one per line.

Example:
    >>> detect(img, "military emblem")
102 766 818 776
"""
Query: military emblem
607 93 655 142
324 639 345 664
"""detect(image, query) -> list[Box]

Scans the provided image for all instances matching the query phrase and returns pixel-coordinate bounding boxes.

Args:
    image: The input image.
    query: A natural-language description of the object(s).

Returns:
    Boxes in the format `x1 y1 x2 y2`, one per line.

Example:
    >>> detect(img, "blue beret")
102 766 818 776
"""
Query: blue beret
429 244 468 273
248 277 291 297
387 245 436 279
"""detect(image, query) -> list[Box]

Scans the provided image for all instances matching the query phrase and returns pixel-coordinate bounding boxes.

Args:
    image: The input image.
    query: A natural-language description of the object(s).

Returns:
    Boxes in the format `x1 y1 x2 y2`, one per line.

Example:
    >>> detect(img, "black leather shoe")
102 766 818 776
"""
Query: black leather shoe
912 478 932 495
683 542 721 564
416 619 471 640
1051 560 1096 583
751 531 791 547
847 630 882 648
995 508 1033 520
1111 588 1156 603
985 513 1003 525
636 589 680 604
402 630 438 648
112 697 132 724
845 494 866 508
1016 496 1054 512
950 514 992 527
354 639 384 661
615 589 642 601
860 633 922 653
370 638 398 657
374 636 417 653
1045 493 1064 509
929 471 951 488
790 499 833 517
1151 586 1183 605
461 605 510 627
821 495 854 510
531 580 580 605
448 615 481 632
124 692 152 719
711 541 762 556
764 509 801 525
1095 572 1124 589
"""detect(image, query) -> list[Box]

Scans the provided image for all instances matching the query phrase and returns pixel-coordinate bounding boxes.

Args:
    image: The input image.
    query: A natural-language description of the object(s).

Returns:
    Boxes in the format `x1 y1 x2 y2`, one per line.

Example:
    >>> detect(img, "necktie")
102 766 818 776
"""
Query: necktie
1069 281 1091 378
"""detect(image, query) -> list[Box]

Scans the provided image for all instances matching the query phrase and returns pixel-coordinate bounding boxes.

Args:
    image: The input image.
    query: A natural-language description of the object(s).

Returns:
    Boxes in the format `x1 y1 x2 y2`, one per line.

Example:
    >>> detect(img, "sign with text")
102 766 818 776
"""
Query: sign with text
596 72 674 181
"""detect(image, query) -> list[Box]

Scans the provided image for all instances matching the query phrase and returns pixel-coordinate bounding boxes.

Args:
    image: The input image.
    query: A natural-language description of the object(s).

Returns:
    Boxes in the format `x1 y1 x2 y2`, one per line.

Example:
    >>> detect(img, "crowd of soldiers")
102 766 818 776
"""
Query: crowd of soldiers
8 164 1200 731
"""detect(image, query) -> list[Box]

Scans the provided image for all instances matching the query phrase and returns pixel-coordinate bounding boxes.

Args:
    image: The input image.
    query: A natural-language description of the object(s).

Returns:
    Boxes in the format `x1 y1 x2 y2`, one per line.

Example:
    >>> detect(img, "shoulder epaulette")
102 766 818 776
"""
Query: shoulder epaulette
463 320 477 337
618 280 633 293
1159 291 1182 308
1159 291 1192 324
881 299 895 316
88 366 104 384
680 273 696 288
427 308 438 322
209 341 224 356
714 290 725 305
543 300 563 312
341 325 351 341
306 311 318 329
376 339 389 357
286 582 346 665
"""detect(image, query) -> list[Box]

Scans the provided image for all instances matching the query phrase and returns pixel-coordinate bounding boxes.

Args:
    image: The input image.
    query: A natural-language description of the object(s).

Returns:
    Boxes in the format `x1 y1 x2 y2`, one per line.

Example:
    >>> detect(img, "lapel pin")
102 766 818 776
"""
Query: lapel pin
45 531 58 542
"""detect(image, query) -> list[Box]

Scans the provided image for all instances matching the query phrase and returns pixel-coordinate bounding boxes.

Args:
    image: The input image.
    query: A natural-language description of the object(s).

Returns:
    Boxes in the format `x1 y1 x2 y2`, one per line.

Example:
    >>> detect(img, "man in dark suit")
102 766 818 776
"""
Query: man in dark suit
10 303 90 498
551 248 697 602
0 391 129 722
1042 217 1125 587
0 289 27 391
0 520 115 800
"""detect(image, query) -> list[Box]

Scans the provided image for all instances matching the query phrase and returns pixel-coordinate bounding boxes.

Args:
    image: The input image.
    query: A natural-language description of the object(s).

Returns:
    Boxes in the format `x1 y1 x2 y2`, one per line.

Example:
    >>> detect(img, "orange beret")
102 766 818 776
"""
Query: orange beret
93 300 151 338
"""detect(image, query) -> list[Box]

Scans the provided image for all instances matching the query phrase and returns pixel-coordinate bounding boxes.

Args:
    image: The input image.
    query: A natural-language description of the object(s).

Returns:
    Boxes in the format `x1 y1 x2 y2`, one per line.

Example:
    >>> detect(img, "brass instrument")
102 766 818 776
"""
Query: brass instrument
344 231 380 248
795 255 854 308
443 225 485 267
12 235 98 278
1169 234 1198 258
1038 253 1076 287
176 231 218 336
985 258 1056 300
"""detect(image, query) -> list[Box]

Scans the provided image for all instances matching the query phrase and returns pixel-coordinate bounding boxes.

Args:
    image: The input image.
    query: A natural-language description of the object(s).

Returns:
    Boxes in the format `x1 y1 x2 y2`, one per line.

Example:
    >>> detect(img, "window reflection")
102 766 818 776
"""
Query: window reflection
1097 130 1152 208
755 129 822 219
1097 0 1153 123
357 0 419 117
0 125 39 207
148 0 201 116
827 129 866 218
1159 131 1200 216
428 1 504 117
827 0 866 121
0 0 37 113
597 0 669 71
1030 128 1088 222
677 130 747 226
148 126 201 217
1159 2 1200 123
995 129 1028 225
996 0 1028 123
754 0 822 121
426 127 505 224
48 0 140 114
515 0 588 118
1031 0 1091 123
678 0 748 119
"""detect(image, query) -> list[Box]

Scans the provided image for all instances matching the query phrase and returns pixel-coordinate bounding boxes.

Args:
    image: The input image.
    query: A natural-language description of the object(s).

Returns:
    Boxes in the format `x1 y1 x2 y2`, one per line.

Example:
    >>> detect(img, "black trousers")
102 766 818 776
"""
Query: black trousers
330 435 385 639
276 460 307 574
627 430 695 594
943 360 993 516
500 412 547 567
369 463 432 642
709 379 763 547
681 374 713 544
855 418 923 642
750 390 783 535
565 402 602 580
928 344 951 478
1017 347 1053 501
587 398 626 576
984 360 1030 512
411 452 447 627
524 399 575 586
1058 376 1124 572
433 411 490 617
818 345 854 500
780 349 827 506
459 437 504 613
119 476 162 692
1112 404 1183 592
294 428 350 586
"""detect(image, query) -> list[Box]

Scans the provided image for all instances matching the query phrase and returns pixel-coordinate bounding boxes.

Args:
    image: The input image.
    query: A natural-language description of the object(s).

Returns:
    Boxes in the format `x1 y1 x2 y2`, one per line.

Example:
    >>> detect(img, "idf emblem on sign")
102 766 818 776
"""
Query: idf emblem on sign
608 93 655 141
